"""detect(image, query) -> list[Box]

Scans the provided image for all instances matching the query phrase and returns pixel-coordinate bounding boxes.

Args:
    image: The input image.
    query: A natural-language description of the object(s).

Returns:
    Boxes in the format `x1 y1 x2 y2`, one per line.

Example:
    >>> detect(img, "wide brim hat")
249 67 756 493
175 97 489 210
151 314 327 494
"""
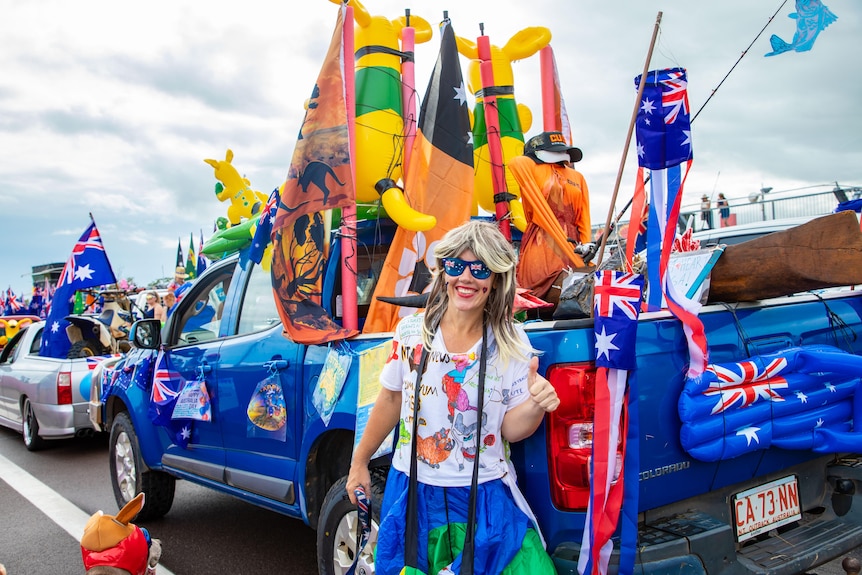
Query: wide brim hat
174 266 189 278
524 131 583 163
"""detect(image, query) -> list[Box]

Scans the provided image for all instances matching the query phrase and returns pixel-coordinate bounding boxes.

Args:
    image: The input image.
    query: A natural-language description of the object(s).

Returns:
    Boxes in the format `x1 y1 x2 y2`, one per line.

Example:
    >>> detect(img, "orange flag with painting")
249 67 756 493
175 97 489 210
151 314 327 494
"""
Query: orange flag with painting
363 19 474 334
270 4 357 345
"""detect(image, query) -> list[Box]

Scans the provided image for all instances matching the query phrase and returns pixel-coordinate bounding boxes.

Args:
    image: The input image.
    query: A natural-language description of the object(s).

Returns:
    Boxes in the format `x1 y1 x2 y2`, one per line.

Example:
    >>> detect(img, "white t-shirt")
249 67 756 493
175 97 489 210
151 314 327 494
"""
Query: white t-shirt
380 313 532 487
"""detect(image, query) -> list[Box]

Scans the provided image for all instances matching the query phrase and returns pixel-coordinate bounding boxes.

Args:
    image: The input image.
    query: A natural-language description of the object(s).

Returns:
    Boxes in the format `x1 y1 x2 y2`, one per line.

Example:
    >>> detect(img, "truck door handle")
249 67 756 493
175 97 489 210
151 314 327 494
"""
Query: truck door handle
200 363 213 374
263 359 289 371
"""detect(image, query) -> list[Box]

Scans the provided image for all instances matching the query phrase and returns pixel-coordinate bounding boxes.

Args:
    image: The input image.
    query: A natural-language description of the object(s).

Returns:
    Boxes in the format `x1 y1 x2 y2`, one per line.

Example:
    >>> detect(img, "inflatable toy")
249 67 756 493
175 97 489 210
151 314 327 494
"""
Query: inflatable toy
0 316 37 349
81 492 162 574
455 27 551 231
204 149 270 226
333 0 437 231
202 217 255 259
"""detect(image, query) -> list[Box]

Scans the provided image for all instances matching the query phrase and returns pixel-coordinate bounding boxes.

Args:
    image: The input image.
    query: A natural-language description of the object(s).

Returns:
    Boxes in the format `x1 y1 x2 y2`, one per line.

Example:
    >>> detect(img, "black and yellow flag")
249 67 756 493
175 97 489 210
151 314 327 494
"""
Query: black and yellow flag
364 19 474 333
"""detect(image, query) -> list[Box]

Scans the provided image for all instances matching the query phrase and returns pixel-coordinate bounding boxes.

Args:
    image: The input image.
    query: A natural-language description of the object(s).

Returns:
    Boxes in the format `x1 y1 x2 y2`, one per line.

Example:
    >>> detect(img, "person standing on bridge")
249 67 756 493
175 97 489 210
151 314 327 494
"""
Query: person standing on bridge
347 220 560 574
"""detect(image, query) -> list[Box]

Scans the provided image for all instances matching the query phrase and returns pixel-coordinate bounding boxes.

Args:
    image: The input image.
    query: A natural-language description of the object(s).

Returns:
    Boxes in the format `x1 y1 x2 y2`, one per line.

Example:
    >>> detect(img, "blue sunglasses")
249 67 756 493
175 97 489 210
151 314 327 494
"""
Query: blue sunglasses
442 257 493 280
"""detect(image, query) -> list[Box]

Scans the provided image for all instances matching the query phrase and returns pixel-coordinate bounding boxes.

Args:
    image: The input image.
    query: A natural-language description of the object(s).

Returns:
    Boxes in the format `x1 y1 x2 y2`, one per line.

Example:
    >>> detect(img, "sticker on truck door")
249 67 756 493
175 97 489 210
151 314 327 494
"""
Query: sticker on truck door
247 374 287 441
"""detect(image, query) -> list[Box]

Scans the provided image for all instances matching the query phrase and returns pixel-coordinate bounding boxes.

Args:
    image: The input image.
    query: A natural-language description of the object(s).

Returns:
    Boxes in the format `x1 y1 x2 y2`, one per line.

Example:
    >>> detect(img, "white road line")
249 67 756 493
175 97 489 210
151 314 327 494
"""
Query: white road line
0 453 176 575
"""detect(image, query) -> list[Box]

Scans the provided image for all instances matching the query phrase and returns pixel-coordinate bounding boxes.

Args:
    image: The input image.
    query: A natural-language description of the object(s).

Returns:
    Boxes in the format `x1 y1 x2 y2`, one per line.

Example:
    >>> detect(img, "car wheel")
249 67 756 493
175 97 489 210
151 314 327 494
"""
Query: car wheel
67 339 104 358
22 398 47 451
109 411 175 520
317 469 386 575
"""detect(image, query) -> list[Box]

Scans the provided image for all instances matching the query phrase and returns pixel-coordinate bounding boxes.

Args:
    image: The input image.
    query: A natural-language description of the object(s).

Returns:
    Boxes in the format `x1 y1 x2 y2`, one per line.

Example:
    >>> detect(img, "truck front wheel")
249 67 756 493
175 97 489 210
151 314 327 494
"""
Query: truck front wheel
109 412 175 520
317 470 386 575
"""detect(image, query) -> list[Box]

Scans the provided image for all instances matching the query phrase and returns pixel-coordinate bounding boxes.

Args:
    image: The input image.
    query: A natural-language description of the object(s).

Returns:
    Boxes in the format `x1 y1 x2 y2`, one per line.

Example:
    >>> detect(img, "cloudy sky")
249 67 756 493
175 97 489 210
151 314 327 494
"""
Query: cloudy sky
1 0 859 297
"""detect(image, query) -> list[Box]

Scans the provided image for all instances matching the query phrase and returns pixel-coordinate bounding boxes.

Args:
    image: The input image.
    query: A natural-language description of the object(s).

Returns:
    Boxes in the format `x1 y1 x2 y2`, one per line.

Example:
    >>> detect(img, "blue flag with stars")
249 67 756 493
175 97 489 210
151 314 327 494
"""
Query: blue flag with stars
40 221 117 358
250 187 280 264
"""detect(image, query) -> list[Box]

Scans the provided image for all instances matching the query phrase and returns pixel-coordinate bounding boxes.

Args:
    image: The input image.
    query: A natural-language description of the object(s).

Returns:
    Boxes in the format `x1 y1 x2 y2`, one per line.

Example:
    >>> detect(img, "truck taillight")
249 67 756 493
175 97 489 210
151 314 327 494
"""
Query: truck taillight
57 372 73 405
547 362 596 511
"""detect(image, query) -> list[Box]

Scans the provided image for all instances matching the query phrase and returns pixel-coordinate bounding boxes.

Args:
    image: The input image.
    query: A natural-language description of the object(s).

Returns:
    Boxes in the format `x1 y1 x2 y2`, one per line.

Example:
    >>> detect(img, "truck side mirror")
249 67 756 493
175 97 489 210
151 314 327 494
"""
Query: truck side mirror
130 319 161 350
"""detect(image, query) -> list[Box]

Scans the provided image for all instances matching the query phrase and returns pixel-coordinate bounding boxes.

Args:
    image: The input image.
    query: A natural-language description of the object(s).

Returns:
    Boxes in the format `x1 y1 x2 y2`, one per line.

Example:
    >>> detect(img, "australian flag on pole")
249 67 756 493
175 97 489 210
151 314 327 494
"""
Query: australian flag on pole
579 271 643 575
40 221 117 358
634 68 707 379
250 187 280 265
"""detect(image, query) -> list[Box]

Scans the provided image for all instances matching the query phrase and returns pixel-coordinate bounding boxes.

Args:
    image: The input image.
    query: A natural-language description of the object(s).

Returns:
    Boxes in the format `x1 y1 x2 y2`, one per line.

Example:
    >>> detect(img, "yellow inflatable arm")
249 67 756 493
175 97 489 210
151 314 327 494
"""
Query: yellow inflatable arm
455 28 551 219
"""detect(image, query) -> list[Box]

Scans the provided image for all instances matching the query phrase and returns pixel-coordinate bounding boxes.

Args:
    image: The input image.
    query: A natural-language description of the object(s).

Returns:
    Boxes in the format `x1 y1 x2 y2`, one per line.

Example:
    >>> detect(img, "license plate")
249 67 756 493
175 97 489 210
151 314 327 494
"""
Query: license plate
733 475 801 541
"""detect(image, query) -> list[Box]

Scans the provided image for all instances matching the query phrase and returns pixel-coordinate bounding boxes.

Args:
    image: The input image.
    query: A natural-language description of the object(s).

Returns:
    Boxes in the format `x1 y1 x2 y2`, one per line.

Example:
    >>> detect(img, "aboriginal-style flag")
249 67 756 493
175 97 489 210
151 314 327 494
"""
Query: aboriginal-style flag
270 4 356 345
363 18 474 333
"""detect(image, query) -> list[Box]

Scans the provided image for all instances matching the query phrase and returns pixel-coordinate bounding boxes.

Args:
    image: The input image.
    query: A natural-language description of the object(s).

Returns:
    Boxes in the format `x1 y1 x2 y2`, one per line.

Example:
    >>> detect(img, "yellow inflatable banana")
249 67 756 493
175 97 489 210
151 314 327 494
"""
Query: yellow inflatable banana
333 0 437 231
455 27 551 232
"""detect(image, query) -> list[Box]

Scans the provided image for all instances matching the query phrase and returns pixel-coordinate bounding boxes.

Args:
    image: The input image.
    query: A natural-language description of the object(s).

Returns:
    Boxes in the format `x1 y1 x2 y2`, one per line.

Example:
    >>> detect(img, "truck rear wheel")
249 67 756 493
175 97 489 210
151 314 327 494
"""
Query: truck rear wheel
317 470 386 575
22 398 47 451
67 339 104 358
109 412 175 520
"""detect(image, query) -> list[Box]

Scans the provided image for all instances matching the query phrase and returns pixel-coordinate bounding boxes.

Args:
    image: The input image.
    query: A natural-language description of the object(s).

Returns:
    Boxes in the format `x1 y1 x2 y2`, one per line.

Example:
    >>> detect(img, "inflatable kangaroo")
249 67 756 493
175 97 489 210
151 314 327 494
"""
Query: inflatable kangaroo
332 0 438 231
456 27 552 231
80 493 162 575
204 149 270 226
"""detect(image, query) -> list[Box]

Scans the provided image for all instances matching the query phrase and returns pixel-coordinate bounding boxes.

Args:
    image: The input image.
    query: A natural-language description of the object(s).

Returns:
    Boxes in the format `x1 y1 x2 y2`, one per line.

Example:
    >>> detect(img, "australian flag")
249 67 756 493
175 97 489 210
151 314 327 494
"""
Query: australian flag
40 222 117 358
680 345 862 462
250 187 280 265
148 349 193 448
197 230 207 277
579 270 643 575
5 288 22 314
634 68 707 379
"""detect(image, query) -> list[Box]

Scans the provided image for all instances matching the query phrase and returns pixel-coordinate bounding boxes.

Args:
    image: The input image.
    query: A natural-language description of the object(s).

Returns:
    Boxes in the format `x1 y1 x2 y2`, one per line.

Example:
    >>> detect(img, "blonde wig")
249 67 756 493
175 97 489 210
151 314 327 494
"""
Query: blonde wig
421 220 533 366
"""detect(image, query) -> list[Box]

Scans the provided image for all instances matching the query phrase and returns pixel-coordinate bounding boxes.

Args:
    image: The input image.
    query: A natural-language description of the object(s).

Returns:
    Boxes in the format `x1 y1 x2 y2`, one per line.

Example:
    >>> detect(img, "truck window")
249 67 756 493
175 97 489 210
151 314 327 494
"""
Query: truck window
236 262 280 335
28 326 43 354
175 270 232 346
0 328 26 363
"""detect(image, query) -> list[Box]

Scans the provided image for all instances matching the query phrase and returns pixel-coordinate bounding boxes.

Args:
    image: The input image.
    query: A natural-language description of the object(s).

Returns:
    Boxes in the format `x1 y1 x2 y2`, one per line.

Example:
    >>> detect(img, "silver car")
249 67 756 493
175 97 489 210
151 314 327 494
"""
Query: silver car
0 321 111 450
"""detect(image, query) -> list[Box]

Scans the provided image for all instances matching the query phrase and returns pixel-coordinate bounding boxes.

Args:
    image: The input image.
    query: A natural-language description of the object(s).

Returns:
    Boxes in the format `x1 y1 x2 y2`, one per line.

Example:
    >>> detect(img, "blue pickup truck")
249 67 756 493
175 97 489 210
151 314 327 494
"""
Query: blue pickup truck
92 218 862 574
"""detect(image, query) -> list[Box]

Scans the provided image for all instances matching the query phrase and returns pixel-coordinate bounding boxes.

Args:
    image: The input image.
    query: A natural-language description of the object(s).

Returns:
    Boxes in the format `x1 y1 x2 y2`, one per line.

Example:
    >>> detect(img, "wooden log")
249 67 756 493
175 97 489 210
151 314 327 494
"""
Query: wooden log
707 211 862 302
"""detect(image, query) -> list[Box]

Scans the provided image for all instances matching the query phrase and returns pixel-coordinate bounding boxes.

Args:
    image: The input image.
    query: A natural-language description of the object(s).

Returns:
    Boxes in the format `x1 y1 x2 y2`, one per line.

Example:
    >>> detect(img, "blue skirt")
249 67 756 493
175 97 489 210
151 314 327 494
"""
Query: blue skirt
375 468 554 575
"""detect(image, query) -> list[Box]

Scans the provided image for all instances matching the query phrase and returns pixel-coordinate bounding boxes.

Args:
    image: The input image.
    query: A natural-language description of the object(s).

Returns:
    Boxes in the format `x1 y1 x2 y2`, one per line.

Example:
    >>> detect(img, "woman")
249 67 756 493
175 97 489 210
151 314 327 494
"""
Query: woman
143 291 166 324
162 291 177 318
347 220 559 575
717 193 731 227
700 194 713 229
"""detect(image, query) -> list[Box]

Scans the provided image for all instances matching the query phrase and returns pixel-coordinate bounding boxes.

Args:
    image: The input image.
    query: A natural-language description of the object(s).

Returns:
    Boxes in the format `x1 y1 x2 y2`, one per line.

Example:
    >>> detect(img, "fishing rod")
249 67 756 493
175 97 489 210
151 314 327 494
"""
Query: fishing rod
595 0 790 265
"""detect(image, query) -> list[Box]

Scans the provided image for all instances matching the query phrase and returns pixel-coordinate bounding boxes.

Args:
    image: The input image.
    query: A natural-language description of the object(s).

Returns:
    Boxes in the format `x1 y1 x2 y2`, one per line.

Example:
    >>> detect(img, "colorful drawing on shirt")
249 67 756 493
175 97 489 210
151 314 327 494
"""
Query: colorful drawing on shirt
442 353 479 420
416 427 455 468
452 411 489 471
